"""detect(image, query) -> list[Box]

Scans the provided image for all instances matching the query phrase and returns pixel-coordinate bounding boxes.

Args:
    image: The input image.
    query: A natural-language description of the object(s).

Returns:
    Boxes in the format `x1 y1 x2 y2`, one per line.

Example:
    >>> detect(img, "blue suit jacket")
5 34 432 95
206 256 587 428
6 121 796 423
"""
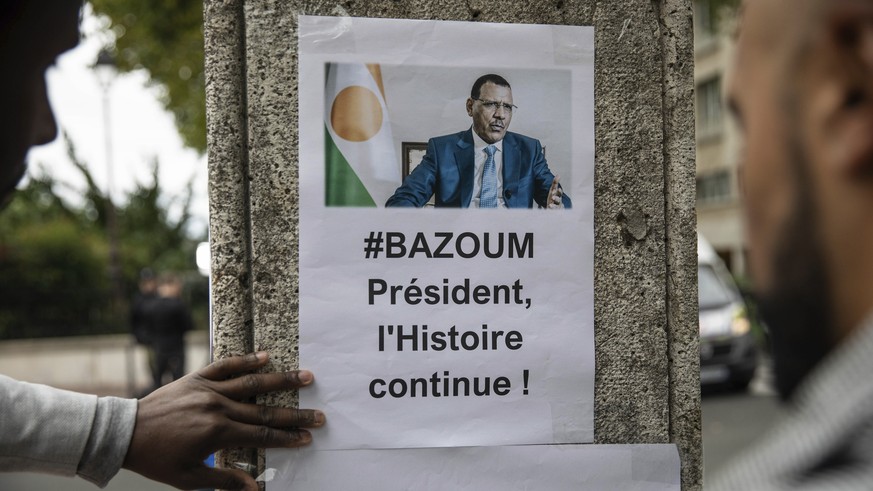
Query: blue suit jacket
385 130 572 209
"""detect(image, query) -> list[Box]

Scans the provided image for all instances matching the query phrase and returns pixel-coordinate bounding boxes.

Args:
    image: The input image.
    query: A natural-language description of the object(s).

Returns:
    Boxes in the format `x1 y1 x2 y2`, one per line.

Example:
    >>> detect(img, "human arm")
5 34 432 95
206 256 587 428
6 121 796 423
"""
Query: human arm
386 140 438 207
531 141 571 209
0 374 136 486
122 351 324 491
130 296 150 344
173 298 194 333
545 176 566 209
0 352 323 490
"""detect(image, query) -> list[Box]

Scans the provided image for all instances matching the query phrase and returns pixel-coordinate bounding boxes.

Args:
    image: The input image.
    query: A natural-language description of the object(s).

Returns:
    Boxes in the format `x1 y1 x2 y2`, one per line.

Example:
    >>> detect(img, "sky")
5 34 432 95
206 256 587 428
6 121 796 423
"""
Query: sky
25 7 209 237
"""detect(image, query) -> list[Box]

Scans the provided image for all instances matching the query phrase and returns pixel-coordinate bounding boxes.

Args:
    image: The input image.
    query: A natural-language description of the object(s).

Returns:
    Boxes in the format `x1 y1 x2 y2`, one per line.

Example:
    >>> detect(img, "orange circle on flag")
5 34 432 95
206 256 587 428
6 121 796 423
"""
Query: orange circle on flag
331 86 383 142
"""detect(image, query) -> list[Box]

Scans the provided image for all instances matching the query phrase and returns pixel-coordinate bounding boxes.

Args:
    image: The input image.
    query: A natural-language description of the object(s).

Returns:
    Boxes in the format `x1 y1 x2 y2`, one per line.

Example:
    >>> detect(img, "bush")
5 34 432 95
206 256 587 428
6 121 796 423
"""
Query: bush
0 218 114 339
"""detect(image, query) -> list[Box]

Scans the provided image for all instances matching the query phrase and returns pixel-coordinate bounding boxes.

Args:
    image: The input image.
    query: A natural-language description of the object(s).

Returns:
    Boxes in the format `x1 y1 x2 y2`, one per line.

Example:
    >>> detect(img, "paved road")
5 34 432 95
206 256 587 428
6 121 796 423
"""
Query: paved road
702 357 785 486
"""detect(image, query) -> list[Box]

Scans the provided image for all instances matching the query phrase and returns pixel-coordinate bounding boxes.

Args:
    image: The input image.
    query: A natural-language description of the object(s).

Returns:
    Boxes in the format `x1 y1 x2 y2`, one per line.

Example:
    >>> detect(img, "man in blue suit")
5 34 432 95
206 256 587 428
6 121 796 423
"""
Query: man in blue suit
386 74 570 209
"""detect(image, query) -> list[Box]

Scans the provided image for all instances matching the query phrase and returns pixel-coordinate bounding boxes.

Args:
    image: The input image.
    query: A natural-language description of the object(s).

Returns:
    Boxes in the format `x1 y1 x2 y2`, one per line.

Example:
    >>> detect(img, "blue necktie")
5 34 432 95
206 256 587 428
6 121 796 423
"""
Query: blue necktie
480 145 498 208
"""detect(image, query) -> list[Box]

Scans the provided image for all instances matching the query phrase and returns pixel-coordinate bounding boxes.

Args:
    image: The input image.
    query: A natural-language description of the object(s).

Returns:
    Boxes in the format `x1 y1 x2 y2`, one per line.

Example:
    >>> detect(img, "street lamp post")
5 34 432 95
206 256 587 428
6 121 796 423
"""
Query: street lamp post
93 49 124 320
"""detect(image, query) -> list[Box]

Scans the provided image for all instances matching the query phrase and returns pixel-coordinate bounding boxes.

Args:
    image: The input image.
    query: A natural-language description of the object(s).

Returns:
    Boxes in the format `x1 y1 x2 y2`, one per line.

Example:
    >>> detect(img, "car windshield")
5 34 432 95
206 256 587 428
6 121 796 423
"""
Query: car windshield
698 264 737 309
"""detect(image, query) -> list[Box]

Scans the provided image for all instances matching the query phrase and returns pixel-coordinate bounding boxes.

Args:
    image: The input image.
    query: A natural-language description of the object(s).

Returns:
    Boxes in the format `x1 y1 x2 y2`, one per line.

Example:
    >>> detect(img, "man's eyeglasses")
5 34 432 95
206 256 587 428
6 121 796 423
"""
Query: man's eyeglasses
474 99 517 114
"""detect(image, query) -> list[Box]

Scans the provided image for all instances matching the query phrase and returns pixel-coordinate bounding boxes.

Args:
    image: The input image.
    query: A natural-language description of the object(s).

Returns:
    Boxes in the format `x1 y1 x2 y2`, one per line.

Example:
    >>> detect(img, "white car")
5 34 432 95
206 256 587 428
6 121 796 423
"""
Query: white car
698 235 758 389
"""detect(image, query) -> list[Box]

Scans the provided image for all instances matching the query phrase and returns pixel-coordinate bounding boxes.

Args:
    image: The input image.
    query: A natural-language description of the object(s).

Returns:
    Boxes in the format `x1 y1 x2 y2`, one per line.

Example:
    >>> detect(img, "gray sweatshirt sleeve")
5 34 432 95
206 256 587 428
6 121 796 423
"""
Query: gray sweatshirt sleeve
0 374 138 487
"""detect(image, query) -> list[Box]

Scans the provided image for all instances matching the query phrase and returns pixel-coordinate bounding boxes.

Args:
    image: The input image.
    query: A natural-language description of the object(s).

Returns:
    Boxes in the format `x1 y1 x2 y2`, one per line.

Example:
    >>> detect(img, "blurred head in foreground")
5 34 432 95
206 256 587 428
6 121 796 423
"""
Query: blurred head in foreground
728 0 873 400
0 1 81 209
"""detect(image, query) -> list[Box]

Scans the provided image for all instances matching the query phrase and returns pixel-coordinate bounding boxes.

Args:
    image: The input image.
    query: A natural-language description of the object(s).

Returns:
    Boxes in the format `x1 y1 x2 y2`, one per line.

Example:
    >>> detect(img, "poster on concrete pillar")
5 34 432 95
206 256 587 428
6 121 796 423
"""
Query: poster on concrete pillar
295 15 594 451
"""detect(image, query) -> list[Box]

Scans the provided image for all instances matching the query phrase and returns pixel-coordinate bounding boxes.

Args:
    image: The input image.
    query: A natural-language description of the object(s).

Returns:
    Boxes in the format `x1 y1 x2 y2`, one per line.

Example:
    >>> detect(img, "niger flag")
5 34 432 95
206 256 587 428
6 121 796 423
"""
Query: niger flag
324 63 400 207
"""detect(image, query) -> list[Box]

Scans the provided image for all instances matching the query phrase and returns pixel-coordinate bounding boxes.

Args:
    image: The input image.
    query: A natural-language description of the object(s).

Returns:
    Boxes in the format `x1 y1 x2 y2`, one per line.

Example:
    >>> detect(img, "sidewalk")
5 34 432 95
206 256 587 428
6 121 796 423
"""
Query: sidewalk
0 331 210 396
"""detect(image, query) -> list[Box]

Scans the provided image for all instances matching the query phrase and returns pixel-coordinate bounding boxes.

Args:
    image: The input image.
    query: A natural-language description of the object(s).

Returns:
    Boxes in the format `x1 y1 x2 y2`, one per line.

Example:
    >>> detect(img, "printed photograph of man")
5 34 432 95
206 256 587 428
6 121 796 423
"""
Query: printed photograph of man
386 74 571 209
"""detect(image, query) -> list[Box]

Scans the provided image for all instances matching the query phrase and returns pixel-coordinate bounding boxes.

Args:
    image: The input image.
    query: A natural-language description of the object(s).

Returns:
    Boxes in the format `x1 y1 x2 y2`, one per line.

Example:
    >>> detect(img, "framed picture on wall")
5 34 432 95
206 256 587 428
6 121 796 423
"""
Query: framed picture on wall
402 142 427 180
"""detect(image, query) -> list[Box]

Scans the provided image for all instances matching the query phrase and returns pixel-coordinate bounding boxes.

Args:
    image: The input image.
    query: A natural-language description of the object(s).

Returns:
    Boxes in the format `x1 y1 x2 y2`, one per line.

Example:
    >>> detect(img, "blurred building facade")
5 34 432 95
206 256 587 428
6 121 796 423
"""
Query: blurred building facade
693 0 746 276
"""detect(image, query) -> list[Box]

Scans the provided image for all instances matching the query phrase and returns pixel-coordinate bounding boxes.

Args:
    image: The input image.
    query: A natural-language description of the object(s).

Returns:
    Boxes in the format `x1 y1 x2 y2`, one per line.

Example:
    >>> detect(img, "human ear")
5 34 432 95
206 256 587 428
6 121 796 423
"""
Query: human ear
466 98 474 117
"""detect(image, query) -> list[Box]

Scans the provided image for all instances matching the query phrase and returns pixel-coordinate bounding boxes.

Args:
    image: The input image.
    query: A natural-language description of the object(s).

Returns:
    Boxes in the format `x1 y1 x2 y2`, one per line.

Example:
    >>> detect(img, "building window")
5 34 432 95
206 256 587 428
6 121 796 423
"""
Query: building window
696 77 723 137
697 169 732 204
694 0 717 39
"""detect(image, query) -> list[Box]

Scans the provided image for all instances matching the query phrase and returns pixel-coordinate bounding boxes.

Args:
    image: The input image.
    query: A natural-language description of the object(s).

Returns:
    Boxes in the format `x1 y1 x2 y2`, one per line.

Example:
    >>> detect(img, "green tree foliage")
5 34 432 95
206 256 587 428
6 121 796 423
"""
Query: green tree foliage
89 0 206 152
63 135 199 277
121 162 196 275
0 136 206 340
0 175 112 339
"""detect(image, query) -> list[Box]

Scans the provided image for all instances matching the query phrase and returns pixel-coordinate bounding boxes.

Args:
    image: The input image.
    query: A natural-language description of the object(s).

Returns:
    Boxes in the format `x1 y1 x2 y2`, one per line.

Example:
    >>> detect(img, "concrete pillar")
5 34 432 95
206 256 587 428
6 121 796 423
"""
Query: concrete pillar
204 1 700 488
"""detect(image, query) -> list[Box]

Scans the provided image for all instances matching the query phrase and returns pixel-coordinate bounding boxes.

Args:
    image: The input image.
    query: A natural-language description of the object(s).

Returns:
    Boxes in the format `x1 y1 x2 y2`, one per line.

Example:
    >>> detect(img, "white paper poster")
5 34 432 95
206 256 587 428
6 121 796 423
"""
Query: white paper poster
296 15 594 451
267 444 681 490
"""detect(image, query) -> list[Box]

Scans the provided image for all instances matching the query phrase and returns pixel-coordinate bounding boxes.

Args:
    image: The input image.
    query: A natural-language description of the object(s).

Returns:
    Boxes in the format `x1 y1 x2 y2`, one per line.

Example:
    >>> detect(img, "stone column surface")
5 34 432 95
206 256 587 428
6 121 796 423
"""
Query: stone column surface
204 1 700 489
